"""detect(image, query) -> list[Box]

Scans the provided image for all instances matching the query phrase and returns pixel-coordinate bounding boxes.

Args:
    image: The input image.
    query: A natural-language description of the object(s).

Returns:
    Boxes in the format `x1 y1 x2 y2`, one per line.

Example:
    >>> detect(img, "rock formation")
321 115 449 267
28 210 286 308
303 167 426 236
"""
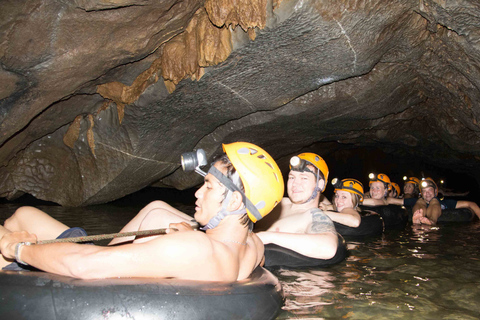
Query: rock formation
1 0 480 206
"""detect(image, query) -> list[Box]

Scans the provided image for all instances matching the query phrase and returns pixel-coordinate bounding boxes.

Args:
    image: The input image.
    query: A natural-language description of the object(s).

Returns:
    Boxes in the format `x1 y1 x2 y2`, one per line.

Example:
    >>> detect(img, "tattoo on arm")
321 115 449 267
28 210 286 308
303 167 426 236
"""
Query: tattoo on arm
310 209 336 234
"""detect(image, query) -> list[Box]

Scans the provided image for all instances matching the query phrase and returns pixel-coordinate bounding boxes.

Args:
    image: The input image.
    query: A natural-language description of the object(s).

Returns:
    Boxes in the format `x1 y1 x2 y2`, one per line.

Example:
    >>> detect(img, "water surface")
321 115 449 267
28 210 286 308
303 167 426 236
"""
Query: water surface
1 191 479 319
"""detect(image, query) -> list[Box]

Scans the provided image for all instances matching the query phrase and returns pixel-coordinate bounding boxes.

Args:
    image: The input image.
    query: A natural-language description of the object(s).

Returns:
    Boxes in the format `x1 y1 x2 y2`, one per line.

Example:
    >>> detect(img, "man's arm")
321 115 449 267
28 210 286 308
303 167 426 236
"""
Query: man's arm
323 208 361 227
424 198 442 224
362 198 387 206
1 231 216 280
456 200 480 219
257 231 338 259
256 210 338 259
386 197 404 205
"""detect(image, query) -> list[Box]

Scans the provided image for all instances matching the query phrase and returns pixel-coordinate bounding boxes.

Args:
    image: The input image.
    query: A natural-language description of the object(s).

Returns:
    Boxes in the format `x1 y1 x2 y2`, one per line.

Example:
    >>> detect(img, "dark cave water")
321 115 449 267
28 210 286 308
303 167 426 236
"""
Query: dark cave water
1 189 480 319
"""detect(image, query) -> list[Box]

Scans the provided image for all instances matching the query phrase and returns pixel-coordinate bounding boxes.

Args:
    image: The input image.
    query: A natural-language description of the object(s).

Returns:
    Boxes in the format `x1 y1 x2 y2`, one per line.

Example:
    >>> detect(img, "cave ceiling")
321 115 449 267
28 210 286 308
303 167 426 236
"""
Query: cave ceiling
1 0 480 206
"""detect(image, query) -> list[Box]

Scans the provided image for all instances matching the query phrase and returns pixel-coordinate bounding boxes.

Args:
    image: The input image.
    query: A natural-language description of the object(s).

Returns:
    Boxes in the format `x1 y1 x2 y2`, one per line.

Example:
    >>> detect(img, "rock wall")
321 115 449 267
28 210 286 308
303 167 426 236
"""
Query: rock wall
1 0 480 205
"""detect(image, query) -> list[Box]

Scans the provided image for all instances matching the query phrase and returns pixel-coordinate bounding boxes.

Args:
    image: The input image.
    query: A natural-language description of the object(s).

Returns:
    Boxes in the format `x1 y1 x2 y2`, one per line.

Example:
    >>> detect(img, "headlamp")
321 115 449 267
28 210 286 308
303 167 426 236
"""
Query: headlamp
181 149 208 176
368 173 376 180
331 178 341 188
290 156 315 175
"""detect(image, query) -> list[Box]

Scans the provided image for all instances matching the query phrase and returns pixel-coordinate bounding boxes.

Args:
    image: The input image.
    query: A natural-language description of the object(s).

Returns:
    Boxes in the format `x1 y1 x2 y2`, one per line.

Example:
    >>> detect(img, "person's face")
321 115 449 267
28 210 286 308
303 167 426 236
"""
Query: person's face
369 181 386 200
334 190 354 212
287 166 319 204
194 163 226 225
422 186 436 202
404 183 414 195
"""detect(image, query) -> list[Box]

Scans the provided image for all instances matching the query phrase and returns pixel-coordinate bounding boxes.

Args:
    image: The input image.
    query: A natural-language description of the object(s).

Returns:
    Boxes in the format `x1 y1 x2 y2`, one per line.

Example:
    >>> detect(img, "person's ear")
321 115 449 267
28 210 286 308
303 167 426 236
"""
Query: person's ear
228 191 244 211
317 178 325 192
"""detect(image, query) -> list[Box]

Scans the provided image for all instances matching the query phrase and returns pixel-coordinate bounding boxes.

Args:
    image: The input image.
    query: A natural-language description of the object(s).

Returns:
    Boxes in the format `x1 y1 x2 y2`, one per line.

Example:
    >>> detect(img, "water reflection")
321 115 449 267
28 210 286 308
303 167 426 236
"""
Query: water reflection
275 220 480 319
2 196 480 319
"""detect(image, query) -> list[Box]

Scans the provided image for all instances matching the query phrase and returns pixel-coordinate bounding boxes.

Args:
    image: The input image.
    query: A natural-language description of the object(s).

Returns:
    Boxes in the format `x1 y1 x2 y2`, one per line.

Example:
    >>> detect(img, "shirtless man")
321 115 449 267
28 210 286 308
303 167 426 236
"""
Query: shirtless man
0 142 284 281
255 153 338 260
410 178 480 225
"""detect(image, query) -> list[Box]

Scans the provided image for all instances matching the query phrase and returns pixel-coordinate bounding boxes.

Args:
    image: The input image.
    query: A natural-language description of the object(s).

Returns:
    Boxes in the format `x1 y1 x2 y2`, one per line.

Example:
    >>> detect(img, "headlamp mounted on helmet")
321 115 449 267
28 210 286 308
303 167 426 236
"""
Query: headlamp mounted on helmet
332 178 364 202
368 172 392 191
420 178 437 191
290 156 316 175
403 176 420 186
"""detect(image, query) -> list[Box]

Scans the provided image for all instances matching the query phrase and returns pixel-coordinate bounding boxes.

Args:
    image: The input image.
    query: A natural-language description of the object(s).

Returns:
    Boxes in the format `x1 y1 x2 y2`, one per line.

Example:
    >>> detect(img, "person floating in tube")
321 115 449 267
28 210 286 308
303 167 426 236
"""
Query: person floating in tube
408 177 480 225
362 173 392 206
255 153 341 262
0 142 284 281
320 178 364 228
402 176 420 199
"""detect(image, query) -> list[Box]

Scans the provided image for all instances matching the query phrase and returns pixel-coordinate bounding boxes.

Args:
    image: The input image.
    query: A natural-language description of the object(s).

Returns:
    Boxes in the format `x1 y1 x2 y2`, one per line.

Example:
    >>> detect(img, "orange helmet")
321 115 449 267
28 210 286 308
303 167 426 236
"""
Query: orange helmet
420 177 438 192
403 176 420 186
223 142 284 223
293 152 329 192
369 173 392 191
391 182 400 197
332 178 364 201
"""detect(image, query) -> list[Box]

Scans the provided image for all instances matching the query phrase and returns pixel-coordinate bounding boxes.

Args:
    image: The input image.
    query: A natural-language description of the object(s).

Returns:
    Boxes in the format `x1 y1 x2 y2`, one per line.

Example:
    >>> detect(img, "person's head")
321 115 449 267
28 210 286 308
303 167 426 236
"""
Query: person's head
332 178 364 212
287 152 328 205
193 142 284 230
389 182 400 198
403 176 420 197
420 177 438 202
368 173 391 200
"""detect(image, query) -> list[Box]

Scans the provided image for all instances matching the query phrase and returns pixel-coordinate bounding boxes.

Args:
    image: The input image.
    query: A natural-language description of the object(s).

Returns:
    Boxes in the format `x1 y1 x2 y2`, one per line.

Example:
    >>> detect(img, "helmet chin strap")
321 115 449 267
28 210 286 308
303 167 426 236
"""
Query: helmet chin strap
200 166 258 230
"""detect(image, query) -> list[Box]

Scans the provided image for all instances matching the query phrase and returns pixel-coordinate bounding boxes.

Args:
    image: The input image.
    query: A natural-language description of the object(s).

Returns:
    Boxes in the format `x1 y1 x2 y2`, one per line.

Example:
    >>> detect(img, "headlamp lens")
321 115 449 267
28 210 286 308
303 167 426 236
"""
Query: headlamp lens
180 149 207 175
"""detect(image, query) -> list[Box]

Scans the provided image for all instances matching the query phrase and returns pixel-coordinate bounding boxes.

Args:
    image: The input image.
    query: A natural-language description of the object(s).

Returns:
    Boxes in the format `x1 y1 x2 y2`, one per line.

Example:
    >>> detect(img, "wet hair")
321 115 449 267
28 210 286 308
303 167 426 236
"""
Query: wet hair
212 153 252 229
332 192 362 212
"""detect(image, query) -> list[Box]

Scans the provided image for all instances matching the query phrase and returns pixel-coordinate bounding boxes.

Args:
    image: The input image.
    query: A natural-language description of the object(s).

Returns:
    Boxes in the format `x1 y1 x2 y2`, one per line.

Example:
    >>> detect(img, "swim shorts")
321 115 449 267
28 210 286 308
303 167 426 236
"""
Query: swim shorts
2 227 88 271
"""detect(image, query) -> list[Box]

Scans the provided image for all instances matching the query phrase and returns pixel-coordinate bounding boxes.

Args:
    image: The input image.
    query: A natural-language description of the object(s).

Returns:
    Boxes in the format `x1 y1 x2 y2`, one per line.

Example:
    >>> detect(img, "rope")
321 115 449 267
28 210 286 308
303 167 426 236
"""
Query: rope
37 228 178 244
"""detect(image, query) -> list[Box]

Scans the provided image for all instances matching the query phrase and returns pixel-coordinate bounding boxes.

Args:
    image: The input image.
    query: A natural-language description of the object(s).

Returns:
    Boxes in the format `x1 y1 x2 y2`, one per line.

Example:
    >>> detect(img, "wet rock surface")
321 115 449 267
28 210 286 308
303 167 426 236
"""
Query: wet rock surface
1 0 480 205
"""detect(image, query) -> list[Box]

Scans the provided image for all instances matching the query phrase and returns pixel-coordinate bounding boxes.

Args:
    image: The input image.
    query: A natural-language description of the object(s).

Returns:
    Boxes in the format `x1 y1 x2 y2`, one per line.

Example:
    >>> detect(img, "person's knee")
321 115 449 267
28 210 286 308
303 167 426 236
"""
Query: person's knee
139 208 178 230
146 200 170 209
4 206 36 231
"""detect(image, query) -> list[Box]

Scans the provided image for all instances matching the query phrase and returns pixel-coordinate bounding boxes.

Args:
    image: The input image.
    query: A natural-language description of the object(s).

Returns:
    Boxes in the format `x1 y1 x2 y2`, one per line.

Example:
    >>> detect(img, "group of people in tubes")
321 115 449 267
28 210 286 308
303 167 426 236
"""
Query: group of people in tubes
2 143 480 279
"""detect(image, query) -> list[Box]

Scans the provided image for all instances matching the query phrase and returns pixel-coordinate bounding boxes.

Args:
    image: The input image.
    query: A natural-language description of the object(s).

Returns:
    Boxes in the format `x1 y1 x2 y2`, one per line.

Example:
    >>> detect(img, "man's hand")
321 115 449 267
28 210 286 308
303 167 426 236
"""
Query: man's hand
0 231 37 260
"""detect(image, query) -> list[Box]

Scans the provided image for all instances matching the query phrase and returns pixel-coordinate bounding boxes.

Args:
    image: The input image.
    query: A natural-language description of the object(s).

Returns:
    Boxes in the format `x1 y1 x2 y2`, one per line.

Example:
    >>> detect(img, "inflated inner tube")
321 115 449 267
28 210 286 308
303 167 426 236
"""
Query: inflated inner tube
333 213 384 238
360 205 408 230
406 207 475 223
0 266 284 320
264 234 347 268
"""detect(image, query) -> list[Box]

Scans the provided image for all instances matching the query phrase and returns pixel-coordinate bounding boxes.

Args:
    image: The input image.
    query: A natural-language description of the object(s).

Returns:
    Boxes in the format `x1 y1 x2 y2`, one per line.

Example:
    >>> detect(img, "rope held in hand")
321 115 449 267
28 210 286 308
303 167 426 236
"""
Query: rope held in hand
37 228 178 244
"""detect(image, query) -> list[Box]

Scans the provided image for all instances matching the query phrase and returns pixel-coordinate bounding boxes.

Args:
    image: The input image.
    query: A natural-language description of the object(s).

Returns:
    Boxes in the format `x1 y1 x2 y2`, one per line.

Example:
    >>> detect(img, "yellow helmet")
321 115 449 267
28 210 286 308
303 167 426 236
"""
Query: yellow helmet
223 142 284 223
296 152 329 192
403 176 420 186
420 177 438 192
391 182 400 196
369 173 392 191
332 178 364 201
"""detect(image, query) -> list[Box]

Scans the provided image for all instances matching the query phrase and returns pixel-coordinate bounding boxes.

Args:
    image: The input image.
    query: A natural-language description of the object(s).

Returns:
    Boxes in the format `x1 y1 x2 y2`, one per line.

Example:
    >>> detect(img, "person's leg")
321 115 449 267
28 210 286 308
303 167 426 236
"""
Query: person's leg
412 199 427 224
4 206 69 241
456 200 480 219
424 198 441 224
0 225 14 268
109 201 194 245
